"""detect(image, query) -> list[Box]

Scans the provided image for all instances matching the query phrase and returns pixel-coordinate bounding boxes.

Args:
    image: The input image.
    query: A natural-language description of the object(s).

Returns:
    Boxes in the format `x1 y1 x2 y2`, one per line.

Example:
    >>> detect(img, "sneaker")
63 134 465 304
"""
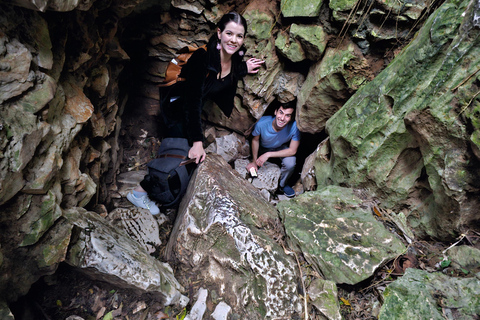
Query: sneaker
127 192 160 215
281 185 295 198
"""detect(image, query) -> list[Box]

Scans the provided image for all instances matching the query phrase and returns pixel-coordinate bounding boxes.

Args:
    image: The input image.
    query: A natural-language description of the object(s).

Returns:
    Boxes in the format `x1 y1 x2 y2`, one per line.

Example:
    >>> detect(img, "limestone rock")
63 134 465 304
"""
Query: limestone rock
281 0 323 17
107 207 162 254
273 71 305 104
205 132 250 163
297 41 369 133
379 268 480 319
166 154 301 319
278 185 406 285
0 38 34 104
64 207 188 307
234 158 281 193
307 278 342 320
275 30 306 63
290 24 327 61
324 0 480 239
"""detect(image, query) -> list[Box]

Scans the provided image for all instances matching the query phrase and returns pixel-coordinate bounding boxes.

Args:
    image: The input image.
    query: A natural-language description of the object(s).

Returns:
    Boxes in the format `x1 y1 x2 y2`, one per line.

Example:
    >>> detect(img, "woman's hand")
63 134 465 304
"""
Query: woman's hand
189 141 206 164
246 58 265 74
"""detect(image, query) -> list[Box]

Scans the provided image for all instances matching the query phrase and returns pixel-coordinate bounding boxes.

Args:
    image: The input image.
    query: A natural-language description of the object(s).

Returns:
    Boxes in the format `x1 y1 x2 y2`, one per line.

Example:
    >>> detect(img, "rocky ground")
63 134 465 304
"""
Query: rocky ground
10 169 480 320
9 131 480 320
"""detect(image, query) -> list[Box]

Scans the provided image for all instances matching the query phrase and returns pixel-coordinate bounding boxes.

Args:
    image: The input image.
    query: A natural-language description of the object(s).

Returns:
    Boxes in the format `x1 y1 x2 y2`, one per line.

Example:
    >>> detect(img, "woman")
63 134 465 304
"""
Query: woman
128 11 265 214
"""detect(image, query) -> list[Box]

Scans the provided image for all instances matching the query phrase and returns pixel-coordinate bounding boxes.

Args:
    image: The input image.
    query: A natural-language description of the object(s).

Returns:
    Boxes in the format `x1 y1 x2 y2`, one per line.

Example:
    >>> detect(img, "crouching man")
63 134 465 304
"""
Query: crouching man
246 101 301 197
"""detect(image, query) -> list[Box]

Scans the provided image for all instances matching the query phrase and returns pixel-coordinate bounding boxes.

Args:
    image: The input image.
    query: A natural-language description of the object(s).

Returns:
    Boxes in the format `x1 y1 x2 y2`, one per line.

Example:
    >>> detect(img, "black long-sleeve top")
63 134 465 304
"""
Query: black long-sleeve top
162 40 248 143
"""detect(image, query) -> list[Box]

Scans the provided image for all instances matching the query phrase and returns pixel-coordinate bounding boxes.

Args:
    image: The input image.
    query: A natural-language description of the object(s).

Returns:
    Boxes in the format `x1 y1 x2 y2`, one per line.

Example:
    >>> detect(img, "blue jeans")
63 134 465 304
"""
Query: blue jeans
259 144 296 188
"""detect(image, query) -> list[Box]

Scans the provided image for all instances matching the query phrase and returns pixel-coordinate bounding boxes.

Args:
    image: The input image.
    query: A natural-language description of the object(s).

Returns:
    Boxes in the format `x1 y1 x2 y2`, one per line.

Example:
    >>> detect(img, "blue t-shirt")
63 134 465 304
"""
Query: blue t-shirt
252 116 301 149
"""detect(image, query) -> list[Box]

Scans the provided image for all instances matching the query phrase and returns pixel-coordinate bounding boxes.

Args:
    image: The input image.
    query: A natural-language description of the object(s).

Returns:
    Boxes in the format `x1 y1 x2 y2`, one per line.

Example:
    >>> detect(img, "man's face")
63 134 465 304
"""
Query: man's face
273 106 294 131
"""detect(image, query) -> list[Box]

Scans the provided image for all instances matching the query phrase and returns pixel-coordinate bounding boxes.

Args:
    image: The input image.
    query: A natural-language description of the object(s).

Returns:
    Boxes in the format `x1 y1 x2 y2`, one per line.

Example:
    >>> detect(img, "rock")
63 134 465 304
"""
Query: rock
307 278 342 320
290 24 327 61
446 245 480 271
63 79 94 124
273 71 305 104
211 301 232 320
0 300 14 320
184 288 208 320
275 30 306 63
297 41 368 133
107 207 162 254
64 207 188 307
205 132 250 163
234 158 281 193
379 268 480 319
324 0 480 239
0 38 34 104
166 154 301 318
278 185 406 285
281 0 323 17
18 190 63 247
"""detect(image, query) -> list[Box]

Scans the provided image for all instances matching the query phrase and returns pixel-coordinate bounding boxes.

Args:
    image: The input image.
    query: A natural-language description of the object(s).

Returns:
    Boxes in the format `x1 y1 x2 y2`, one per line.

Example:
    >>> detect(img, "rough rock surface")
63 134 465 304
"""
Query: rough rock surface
166 154 301 319
278 185 406 284
323 0 480 239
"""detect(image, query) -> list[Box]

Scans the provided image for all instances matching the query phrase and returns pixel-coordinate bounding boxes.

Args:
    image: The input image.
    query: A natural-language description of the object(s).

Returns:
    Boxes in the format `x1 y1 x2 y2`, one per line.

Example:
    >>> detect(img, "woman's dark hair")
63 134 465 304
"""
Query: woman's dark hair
217 11 248 35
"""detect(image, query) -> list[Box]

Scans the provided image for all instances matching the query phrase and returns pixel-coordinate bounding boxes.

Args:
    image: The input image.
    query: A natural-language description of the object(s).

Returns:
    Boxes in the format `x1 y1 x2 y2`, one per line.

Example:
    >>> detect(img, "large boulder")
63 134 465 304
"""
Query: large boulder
165 154 302 319
324 0 480 239
379 268 480 319
278 185 406 285
64 207 188 307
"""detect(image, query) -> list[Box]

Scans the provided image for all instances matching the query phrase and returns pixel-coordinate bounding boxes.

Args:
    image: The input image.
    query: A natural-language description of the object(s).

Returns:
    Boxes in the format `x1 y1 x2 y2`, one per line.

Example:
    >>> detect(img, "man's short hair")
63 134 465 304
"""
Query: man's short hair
279 100 296 111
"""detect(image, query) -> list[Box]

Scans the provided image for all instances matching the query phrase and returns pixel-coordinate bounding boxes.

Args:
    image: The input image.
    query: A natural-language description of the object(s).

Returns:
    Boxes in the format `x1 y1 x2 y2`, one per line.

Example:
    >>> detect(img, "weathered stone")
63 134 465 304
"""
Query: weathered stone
275 30 306 63
296 43 365 133
203 98 257 136
23 144 63 194
30 13 53 70
281 0 323 17
211 301 232 320
0 38 33 104
234 158 281 193
10 0 96 12
243 7 275 41
278 185 406 284
18 73 56 113
185 288 208 320
15 191 61 246
88 65 109 98
307 278 342 320
242 39 281 119
273 71 305 104
107 207 162 254
205 132 249 163
324 0 480 239
0 300 14 320
290 24 327 61
63 80 94 124
446 245 480 270
171 0 203 15
64 207 188 307
166 154 301 319
379 268 480 319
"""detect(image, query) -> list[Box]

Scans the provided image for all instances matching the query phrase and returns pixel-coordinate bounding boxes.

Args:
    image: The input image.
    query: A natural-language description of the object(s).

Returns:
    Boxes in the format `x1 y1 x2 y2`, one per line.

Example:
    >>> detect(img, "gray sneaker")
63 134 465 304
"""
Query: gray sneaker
127 192 160 215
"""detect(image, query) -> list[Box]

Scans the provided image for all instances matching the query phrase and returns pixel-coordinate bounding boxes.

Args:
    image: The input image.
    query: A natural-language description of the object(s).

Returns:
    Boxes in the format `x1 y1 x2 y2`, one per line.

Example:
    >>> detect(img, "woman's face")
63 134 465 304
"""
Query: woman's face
217 21 245 57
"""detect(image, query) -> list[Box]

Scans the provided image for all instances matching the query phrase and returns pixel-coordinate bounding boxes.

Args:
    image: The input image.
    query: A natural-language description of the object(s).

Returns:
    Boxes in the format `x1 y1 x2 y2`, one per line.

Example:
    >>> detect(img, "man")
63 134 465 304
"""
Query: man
246 101 301 197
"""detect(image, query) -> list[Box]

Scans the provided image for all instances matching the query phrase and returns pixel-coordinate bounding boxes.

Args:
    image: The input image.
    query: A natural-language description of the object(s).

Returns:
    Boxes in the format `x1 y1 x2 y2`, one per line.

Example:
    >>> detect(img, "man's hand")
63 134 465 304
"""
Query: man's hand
255 152 270 167
189 141 206 164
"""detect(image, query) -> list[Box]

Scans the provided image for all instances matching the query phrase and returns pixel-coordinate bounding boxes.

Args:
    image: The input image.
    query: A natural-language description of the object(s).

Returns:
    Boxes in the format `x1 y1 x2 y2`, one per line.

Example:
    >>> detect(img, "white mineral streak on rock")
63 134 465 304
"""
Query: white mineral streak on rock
203 193 298 318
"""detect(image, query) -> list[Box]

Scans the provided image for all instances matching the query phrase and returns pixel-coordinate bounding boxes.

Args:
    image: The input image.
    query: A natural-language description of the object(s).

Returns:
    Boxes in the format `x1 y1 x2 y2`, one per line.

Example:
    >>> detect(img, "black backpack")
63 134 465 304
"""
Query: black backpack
140 137 196 207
